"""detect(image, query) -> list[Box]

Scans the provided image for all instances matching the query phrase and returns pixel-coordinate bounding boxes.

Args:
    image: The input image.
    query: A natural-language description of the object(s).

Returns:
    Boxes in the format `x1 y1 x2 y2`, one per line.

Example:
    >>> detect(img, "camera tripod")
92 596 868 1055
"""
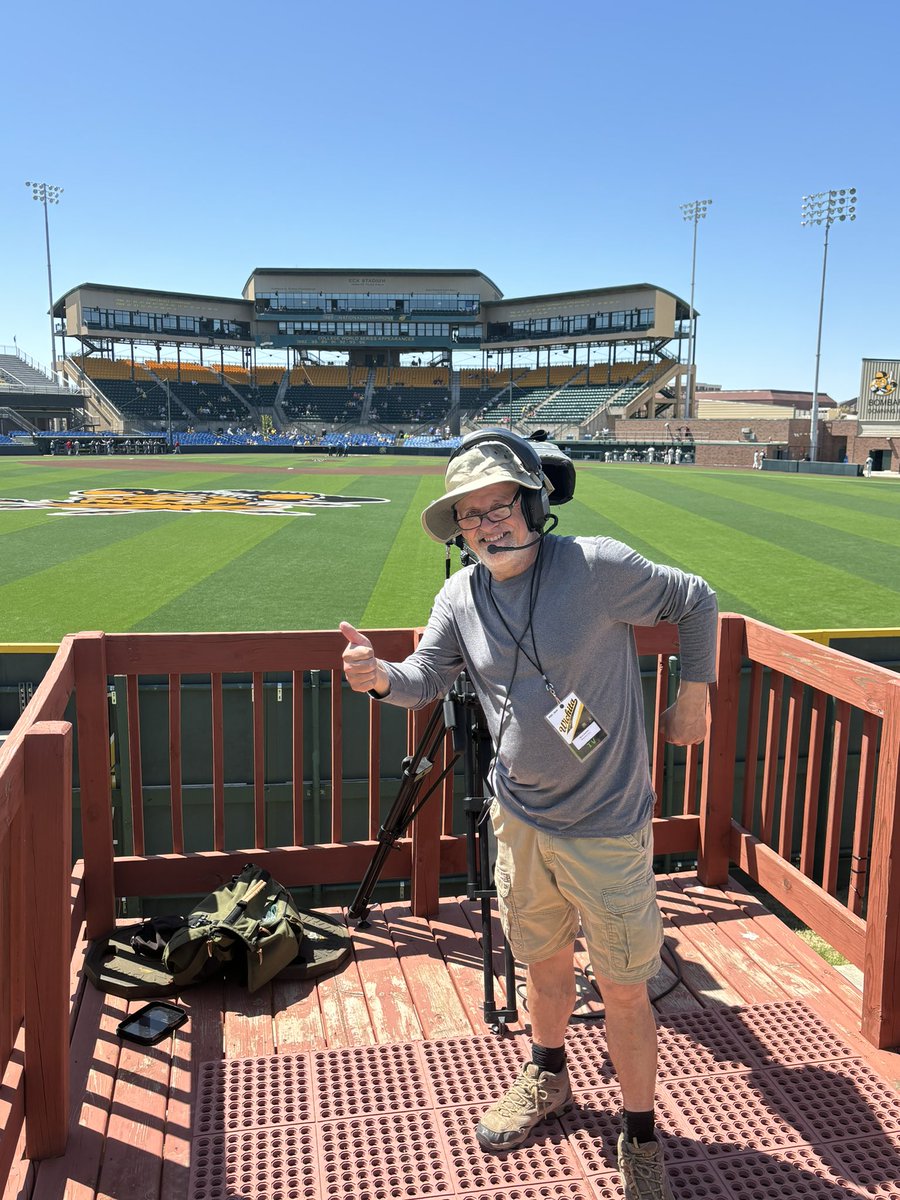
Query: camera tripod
347 671 518 1034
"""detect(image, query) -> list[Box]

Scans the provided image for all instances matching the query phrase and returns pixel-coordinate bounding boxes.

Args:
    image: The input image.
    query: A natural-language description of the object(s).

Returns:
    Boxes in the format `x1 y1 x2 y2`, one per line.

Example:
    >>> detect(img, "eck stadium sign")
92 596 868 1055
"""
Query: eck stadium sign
0 487 390 516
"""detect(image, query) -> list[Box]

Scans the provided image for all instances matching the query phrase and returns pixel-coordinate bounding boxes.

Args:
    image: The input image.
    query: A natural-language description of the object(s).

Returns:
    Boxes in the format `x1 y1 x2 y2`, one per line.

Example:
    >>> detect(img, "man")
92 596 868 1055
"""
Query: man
341 432 717 1200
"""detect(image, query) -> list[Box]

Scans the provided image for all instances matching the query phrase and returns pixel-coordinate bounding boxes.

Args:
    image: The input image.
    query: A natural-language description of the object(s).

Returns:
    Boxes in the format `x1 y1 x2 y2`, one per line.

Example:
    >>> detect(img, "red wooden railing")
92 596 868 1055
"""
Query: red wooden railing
0 616 898 1171
699 615 900 1050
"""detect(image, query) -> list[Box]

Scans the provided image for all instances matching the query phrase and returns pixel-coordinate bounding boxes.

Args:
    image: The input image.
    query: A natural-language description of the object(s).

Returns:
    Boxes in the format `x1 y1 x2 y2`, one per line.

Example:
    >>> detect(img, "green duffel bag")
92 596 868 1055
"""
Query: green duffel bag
162 863 305 992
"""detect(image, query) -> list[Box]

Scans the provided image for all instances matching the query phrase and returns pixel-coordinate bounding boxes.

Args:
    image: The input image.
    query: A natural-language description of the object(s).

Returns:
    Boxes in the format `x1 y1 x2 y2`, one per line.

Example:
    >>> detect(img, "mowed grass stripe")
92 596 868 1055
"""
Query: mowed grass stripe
0 514 290 641
361 473 452 628
0 512 181 588
700 469 900 521
598 470 900 592
128 472 420 633
618 469 900 549
0 466 359 590
576 472 900 628
554 495 763 620
0 463 263 498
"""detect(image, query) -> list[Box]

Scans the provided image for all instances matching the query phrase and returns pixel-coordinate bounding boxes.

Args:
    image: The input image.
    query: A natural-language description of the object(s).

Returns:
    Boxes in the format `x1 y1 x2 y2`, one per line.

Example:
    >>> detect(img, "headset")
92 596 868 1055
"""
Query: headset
449 428 576 534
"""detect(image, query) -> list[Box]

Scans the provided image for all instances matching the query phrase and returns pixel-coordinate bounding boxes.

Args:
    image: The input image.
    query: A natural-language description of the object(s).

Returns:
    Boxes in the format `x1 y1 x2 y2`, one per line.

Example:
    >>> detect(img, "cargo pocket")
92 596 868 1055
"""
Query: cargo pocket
492 863 520 946
601 871 662 977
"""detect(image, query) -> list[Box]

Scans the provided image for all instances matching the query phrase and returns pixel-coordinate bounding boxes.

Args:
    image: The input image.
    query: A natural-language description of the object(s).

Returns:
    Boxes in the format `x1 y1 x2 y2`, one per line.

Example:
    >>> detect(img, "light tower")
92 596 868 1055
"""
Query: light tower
679 198 712 417
801 187 858 461
25 180 64 382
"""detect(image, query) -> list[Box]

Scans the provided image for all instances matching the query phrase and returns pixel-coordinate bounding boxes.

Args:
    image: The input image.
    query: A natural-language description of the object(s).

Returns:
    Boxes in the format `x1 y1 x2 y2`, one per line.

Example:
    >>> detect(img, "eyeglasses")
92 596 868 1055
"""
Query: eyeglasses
455 493 520 531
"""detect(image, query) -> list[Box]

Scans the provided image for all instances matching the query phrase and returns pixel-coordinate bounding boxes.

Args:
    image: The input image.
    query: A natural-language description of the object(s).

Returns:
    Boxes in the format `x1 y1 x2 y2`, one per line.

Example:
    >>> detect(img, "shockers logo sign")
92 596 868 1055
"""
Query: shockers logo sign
870 370 897 397
0 487 390 516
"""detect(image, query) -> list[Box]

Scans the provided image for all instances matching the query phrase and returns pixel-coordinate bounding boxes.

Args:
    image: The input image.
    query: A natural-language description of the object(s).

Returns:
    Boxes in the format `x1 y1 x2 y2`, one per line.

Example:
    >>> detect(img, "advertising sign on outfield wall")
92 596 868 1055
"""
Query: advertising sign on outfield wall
859 359 900 421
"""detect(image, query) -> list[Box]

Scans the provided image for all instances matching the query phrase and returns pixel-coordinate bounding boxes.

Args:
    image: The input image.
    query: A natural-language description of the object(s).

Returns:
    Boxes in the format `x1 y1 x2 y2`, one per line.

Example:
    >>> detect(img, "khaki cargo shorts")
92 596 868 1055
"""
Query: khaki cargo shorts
490 799 663 984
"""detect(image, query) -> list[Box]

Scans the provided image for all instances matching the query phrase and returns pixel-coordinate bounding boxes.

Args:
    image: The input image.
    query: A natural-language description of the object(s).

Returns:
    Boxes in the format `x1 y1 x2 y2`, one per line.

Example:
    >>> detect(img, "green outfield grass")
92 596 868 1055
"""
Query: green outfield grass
0 453 898 641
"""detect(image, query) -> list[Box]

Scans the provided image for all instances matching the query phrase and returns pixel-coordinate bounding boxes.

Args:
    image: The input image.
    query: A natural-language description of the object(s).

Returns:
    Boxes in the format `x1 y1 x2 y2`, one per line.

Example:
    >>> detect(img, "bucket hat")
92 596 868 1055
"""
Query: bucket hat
421 440 551 543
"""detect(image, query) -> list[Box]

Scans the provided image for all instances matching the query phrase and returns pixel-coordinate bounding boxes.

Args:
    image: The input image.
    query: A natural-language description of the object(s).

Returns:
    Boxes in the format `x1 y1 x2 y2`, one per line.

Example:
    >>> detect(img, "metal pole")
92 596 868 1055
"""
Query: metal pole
679 199 711 420
42 194 56 382
26 182 63 385
686 214 699 418
809 222 830 463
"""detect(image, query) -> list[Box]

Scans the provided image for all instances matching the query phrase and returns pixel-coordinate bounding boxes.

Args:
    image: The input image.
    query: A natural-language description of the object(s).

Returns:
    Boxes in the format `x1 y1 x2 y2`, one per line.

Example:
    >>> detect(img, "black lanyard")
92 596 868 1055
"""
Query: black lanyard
485 541 562 704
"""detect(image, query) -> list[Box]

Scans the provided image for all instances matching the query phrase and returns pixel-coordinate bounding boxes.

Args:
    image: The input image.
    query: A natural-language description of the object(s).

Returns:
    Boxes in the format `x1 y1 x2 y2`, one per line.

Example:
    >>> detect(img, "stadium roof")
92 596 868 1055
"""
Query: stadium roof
53 282 250 316
242 266 502 295
484 282 691 315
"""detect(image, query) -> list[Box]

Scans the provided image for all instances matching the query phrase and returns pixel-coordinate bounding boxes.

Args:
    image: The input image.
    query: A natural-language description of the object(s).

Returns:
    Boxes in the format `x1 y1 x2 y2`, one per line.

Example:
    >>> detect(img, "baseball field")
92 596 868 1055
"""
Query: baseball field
0 452 897 642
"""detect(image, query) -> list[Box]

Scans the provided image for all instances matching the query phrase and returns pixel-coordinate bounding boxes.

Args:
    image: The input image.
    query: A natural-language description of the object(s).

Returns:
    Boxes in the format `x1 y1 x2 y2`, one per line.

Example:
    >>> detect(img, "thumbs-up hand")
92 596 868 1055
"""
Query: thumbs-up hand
340 621 389 696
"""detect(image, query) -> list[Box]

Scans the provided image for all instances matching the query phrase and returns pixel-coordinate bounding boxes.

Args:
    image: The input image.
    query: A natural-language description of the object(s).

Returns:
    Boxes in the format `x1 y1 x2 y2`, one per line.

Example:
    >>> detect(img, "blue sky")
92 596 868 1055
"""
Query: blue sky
2 0 896 402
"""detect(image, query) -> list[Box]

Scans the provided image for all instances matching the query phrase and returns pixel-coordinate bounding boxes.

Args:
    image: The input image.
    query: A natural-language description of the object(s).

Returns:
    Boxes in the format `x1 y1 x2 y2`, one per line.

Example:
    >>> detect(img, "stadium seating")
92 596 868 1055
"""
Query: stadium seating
0 352 58 389
281 386 362 423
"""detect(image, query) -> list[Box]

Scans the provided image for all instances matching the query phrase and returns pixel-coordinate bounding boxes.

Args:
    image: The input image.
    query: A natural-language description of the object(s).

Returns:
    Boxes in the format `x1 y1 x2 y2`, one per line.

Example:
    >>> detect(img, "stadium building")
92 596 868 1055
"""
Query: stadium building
41 269 691 446
1 267 896 469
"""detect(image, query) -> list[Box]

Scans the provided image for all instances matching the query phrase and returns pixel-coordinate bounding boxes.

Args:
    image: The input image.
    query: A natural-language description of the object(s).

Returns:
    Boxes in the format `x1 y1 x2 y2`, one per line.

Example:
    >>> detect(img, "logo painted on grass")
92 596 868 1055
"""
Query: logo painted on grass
0 487 390 516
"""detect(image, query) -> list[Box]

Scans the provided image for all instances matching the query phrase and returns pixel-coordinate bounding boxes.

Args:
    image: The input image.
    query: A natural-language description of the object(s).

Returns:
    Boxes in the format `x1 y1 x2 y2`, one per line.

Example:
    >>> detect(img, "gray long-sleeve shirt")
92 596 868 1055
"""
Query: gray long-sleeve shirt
380 534 718 837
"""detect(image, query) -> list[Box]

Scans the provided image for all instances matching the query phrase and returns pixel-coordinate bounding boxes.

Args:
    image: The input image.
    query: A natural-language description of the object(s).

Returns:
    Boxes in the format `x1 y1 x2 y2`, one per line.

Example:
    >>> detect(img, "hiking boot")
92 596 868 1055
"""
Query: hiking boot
475 1062 572 1152
617 1133 674 1200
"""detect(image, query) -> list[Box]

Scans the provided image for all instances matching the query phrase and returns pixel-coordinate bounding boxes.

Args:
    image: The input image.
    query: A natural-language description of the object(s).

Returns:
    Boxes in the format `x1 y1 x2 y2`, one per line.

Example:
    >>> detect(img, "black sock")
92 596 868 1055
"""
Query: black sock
531 1043 566 1075
623 1109 656 1144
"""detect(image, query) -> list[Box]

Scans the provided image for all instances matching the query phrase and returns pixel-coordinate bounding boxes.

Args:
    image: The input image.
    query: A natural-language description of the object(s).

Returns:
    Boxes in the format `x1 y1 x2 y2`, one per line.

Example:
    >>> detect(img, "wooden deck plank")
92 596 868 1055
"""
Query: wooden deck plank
656 892 746 1007
272 977 326 1054
669 873 815 1010
722 875 874 1016
346 903 423 1044
673 876 827 1003
94 997 172 1200
428 897 526 1036
313 912 376 1048
381 902 475 1040
159 982 223 1200
656 878 788 1006
223 982 274 1060
31 987 126 1200
721 875 900 1085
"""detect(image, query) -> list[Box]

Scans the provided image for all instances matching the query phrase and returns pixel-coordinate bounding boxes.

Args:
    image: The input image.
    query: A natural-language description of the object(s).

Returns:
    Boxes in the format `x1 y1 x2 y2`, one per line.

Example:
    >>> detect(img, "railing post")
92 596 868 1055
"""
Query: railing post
410 704 442 918
861 678 900 1049
73 633 116 938
697 614 745 886
23 721 72 1160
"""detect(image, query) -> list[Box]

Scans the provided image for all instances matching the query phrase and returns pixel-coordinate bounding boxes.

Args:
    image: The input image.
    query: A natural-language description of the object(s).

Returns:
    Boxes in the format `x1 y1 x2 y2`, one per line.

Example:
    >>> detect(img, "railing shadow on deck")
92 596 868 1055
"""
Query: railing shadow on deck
0 614 898 1172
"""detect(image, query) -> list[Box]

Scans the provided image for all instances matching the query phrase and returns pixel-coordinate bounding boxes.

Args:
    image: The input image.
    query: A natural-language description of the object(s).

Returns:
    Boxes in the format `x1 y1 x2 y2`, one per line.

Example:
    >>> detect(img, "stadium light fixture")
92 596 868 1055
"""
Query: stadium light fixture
25 181 64 382
679 198 712 419
801 187 858 462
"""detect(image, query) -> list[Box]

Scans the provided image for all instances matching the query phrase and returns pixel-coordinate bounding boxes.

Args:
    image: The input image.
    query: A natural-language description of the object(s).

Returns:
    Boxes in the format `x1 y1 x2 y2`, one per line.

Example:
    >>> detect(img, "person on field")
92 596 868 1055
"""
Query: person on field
864 454 873 478
340 431 717 1200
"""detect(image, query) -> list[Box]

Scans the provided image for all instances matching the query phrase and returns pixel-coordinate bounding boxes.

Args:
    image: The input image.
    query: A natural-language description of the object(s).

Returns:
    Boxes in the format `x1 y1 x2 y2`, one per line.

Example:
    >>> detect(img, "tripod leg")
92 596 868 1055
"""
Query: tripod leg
348 703 450 924
473 784 518 1034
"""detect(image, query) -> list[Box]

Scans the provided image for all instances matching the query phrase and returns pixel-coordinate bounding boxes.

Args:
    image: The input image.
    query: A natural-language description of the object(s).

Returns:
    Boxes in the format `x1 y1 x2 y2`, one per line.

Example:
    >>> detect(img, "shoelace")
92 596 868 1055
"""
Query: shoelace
495 1074 548 1116
622 1144 666 1199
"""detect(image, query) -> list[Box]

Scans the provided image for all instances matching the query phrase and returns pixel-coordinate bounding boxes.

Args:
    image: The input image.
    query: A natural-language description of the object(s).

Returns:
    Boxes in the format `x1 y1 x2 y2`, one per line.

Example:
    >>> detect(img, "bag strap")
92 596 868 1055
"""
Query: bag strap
220 875 269 929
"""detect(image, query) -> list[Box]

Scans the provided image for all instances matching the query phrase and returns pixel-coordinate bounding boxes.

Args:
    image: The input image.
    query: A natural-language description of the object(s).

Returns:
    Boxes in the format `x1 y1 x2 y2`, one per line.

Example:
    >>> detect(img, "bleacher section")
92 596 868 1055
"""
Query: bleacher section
0 352 58 390
67 355 676 439
472 361 676 429
282 386 361 423
370 388 451 424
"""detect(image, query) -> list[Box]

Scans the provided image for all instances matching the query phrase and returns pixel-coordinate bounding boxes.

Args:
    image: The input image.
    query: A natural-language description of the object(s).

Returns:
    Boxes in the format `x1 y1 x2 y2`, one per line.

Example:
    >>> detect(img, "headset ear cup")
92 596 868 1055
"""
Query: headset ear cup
521 487 550 532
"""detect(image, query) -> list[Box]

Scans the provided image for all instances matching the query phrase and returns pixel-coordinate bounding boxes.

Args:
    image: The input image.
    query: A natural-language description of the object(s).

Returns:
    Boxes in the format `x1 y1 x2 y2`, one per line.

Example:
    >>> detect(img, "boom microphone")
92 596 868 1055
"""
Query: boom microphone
485 512 558 553
486 536 542 555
